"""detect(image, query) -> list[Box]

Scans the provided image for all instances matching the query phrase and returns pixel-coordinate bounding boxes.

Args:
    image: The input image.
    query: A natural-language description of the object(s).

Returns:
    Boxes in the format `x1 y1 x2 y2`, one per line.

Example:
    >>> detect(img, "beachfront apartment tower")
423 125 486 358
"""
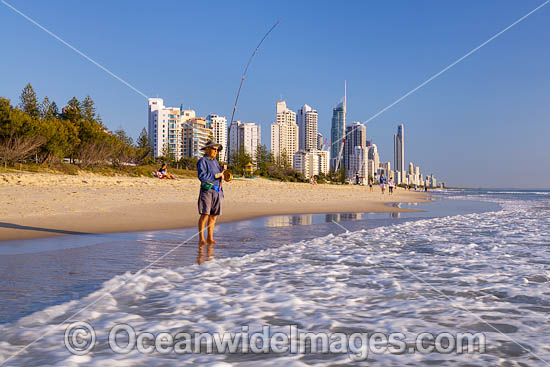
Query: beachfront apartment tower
394 124 405 177
367 144 380 180
271 101 298 167
344 121 367 177
317 132 324 150
205 114 227 162
148 98 196 159
293 149 330 178
297 104 318 152
348 146 368 183
182 118 212 158
228 121 261 163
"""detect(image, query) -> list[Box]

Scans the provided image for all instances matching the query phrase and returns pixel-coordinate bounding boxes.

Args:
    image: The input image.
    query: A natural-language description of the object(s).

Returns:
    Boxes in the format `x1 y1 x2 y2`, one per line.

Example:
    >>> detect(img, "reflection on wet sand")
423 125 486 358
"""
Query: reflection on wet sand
390 203 401 218
265 215 313 227
197 242 214 264
266 213 365 227
325 213 363 222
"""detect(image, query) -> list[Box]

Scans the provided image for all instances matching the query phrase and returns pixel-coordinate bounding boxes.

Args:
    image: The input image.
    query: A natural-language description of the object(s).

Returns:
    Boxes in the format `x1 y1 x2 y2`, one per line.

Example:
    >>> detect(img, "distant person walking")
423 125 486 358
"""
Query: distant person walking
388 178 395 195
197 141 226 245
379 173 387 195
369 177 373 192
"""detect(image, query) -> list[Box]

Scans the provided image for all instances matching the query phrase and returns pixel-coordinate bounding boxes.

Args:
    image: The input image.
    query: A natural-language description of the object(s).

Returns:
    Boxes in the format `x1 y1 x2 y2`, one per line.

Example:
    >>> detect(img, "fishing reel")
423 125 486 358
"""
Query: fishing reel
223 171 233 182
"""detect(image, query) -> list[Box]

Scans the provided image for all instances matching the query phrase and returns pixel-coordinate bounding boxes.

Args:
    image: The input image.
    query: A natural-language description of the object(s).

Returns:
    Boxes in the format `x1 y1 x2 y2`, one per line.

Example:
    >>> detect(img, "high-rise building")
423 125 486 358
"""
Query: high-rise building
182 118 212 158
293 149 330 178
297 104 318 152
271 101 298 167
228 121 261 163
379 162 391 178
330 102 346 172
317 132 324 150
394 170 402 185
348 146 368 181
343 121 367 175
205 114 227 162
394 124 405 175
148 98 195 159
367 144 380 179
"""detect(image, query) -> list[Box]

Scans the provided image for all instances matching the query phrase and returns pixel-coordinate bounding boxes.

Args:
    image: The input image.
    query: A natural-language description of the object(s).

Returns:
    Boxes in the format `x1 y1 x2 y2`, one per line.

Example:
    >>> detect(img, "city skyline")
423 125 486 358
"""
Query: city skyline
1 1 549 188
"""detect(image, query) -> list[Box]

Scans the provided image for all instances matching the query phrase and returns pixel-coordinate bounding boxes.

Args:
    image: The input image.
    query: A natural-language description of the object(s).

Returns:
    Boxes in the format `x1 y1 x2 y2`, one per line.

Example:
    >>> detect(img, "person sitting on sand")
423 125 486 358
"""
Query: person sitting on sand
310 175 317 185
153 163 174 179
197 141 226 245
158 163 174 179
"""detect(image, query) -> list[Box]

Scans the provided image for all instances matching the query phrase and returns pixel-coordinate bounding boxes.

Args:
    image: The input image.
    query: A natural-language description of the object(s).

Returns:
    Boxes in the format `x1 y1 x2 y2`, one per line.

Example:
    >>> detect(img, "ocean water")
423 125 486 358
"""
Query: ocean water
0 190 548 366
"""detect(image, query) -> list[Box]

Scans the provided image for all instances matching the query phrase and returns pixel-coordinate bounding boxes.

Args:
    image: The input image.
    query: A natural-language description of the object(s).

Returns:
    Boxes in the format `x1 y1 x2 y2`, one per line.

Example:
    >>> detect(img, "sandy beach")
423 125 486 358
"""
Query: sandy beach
0 172 429 241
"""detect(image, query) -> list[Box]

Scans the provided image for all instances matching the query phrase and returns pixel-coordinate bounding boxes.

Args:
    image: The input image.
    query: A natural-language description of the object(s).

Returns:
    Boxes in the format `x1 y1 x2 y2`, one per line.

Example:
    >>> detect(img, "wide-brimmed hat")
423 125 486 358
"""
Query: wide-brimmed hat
200 141 223 151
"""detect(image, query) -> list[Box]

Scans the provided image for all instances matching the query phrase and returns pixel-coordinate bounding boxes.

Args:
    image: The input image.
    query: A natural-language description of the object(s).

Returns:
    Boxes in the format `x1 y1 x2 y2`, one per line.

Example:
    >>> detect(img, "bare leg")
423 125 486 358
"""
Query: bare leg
207 215 218 244
198 214 209 245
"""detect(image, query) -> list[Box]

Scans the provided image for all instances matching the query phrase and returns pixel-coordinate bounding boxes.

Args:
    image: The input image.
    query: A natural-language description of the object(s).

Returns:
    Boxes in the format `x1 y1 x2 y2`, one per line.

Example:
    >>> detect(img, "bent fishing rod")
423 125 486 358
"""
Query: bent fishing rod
225 20 280 163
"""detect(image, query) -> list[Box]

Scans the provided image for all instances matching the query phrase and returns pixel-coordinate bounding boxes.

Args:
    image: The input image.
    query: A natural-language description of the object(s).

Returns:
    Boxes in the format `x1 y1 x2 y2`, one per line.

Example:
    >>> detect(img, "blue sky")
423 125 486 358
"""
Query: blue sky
1 0 549 188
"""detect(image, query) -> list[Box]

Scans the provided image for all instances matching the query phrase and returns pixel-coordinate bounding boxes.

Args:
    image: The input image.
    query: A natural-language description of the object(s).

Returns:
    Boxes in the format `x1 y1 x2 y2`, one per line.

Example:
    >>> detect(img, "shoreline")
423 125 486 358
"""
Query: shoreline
0 173 430 241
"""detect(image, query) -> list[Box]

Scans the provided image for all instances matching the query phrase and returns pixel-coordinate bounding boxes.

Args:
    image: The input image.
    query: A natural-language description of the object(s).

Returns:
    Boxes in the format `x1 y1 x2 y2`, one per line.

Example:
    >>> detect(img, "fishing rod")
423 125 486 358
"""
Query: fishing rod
225 20 280 163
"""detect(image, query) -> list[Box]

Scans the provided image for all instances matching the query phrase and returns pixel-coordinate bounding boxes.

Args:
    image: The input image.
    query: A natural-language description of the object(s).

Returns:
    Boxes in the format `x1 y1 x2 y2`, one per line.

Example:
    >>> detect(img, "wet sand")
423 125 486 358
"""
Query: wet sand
0 173 429 241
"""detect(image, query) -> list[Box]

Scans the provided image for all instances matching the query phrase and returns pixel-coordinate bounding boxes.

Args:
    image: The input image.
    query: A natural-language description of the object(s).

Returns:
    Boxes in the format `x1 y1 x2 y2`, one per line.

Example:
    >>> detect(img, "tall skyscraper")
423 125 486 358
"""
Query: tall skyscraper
330 83 346 172
317 132 324 150
271 100 298 167
297 104 318 151
205 114 227 162
148 98 195 159
344 121 367 175
228 121 261 163
394 124 405 175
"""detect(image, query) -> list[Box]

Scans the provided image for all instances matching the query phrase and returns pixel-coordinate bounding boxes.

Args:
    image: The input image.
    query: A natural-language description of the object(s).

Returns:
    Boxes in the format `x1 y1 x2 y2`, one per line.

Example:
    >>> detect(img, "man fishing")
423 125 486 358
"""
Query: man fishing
197 141 226 245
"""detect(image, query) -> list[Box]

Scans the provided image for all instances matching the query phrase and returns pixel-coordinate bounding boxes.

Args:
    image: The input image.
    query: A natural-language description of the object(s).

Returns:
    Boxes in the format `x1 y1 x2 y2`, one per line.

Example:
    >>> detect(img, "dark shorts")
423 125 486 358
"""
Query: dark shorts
198 188 222 216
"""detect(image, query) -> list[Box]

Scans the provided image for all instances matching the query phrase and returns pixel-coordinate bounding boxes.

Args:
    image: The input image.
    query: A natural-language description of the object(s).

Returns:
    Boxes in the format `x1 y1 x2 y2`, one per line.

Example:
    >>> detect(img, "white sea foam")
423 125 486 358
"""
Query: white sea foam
1 193 549 366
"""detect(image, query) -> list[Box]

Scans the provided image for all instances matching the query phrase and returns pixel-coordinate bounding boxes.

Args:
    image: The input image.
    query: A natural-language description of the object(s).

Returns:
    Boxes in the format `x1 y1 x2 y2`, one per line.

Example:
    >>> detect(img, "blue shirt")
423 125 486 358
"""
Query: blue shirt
197 156 222 186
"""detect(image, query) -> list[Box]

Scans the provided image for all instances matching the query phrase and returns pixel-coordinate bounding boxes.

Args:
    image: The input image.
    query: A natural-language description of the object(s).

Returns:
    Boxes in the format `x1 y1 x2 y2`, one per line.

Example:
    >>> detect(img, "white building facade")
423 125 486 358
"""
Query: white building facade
348 146 368 182
182 118 212 158
293 149 330 178
228 121 261 163
297 104 318 152
271 101 299 167
148 98 195 159
205 114 227 162
367 144 380 180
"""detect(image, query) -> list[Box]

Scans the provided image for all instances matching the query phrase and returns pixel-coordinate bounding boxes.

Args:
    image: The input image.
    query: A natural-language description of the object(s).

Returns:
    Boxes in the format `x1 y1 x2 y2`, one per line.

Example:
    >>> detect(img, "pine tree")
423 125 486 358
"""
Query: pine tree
82 95 96 121
137 128 152 154
40 96 51 119
114 128 133 146
47 102 59 119
63 97 82 121
19 83 39 118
